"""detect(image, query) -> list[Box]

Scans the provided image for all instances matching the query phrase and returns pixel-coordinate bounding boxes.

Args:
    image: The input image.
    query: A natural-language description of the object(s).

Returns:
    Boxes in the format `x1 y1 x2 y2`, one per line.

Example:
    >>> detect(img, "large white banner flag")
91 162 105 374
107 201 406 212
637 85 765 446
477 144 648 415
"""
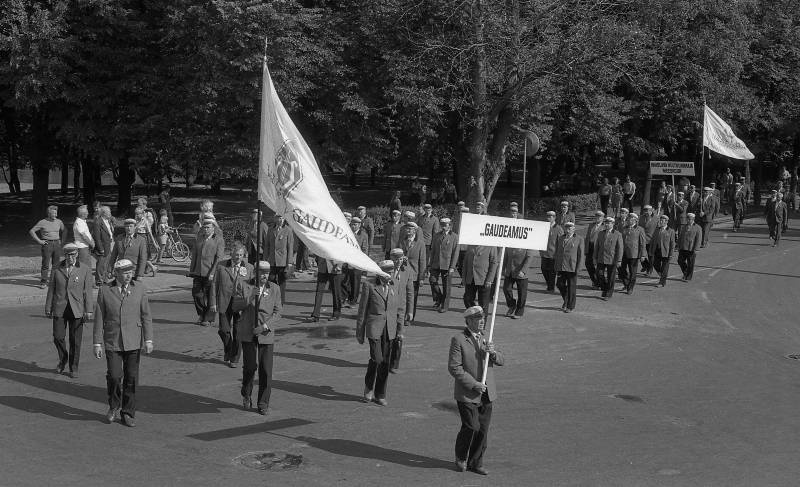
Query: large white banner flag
258 62 382 274
703 105 755 160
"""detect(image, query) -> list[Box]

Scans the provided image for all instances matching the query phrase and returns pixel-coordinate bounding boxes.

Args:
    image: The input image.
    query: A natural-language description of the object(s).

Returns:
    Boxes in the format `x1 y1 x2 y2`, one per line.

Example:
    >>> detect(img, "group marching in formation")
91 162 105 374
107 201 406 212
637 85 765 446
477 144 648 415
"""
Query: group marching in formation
28 168 792 475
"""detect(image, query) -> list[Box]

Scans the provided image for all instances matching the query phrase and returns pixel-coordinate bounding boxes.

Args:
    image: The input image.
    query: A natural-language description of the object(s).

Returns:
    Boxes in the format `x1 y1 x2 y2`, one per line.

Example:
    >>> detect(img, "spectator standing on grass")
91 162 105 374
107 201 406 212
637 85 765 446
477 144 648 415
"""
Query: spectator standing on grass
597 178 612 215
389 191 402 213
610 177 623 218
30 205 67 289
158 185 174 226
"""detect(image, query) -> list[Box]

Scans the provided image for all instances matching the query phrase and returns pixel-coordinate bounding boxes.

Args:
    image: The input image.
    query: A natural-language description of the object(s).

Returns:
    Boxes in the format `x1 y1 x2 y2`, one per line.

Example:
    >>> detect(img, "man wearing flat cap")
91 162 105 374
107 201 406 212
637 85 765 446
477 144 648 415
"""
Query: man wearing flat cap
356 260 402 405
508 202 519 219
356 206 375 252
462 243 498 312
400 222 426 319
678 213 702 281
429 217 460 313
731 183 745 232
419 204 440 258
593 216 623 300
766 192 788 246
387 248 414 373
265 214 294 305
212 241 253 368
344 216 369 307
108 218 148 281
448 305 504 476
698 187 719 248
670 191 689 240
45 243 93 378
555 201 575 229
648 215 675 287
554 222 583 312
638 206 658 276
614 208 630 234
620 213 646 294
540 211 564 292
93 259 153 427
382 210 403 259
190 217 225 326
584 210 605 288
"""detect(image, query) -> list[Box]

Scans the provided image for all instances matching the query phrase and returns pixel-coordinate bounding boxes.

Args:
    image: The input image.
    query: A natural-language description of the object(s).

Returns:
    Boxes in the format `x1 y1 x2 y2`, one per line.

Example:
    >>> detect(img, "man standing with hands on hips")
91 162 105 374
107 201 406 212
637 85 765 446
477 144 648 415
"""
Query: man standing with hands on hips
93 259 153 427
448 305 504 476
45 243 93 378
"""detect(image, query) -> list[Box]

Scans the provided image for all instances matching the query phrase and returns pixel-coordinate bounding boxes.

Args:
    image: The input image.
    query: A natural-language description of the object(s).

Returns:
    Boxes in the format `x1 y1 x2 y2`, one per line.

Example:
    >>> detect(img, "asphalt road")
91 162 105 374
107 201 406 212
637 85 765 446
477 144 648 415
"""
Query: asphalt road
1 215 799 487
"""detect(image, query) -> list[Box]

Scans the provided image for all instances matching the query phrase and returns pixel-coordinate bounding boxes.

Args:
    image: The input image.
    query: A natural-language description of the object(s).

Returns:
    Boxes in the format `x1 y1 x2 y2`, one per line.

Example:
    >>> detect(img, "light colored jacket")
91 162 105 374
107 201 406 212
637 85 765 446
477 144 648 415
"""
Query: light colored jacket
449 329 504 403
93 280 153 352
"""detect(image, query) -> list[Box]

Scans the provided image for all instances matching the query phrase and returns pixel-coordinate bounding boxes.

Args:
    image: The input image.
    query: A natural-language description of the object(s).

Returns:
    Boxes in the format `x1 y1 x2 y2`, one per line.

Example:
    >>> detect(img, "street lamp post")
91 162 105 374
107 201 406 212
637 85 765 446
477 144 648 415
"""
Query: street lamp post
512 125 540 216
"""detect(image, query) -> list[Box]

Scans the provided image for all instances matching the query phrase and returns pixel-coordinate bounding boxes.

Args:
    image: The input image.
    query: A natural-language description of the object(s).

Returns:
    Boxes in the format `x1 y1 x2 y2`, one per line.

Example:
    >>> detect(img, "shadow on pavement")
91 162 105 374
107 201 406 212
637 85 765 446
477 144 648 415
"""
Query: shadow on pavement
293 436 454 470
0 358 239 414
275 352 362 368
148 350 225 365
152 318 193 325
188 417 315 441
411 320 463 331
272 380 362 402
275 324 353 339
0 395 107 422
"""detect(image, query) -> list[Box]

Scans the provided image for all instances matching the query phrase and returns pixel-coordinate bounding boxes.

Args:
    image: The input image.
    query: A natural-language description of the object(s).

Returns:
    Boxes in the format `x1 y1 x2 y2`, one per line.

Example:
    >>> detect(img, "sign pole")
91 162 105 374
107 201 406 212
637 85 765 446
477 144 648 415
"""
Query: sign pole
481 246 506 385
521 144 527 217
671 175 676 218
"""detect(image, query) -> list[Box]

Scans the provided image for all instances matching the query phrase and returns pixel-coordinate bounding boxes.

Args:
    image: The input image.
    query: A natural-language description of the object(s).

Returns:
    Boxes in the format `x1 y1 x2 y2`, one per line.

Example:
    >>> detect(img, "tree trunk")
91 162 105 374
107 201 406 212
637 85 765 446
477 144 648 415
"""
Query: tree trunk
117 157 134 216
73 158 81 200
2 107 21 193
61 160 69 194
30 118 50 218
82 157 96 210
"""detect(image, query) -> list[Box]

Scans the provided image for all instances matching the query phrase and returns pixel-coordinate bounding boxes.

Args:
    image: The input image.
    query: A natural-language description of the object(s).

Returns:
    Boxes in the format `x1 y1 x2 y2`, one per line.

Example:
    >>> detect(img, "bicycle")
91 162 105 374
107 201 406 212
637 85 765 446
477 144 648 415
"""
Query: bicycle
164 223 191 262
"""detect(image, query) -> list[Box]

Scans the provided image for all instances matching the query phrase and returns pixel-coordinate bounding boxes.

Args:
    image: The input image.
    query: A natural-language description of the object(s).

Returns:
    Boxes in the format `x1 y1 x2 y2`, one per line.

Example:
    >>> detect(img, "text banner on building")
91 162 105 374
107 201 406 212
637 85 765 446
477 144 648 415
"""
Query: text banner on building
457 213 550 250
649 161 696 176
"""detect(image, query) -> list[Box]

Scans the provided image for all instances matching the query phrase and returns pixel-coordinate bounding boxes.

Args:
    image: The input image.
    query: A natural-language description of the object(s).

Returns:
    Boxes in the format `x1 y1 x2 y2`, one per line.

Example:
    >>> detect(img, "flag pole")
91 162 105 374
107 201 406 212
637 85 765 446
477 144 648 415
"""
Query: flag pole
256 36 269 311
700 103 706 188
481 246 506 385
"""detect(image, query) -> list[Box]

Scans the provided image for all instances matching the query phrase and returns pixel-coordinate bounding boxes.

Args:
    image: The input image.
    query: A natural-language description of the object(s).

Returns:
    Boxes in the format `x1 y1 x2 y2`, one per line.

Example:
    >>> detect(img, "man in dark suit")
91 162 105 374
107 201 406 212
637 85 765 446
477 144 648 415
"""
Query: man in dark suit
344 217 370 307
387 248 414 373
356 260 402 406
502 246 534 318
554 200 576 229
308 256 343 322
648 215 675 287
767 192 789 246
244 209 269 266
189 217 225 326
584 210 604 288
638 205 658 275
671 192 689 240
462 245 498 312
540 211 563 291
265 215 294 305
238 261 282 415
356 206 375 253
448 305 504 476
400 222 426 320
594 217 623 300
698 187 718 247
108 219 148 281
93 259 153 427
92 206 115 286
382 210 403 259
731 182 745 232
45 243 92 378
620 213 647 295
212 241 253 368
678 213 702 281
554 222 584 312
429 217 460 313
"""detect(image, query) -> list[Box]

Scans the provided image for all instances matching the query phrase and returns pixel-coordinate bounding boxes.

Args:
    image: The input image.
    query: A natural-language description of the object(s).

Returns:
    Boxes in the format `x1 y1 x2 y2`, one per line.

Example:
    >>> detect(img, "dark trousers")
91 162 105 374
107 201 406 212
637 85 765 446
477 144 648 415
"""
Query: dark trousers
77 247 92 267
241 341 274 408
295 240 309 270
585 250 598 286
95 246 110 284
677 250 696 280
597 263 618 298
623 193 634 211
192 277 215 323
502 276 528 316
429 268 452 310
268 266 288 305
106 349 140 418
40 240 62 282
312 273 342 318
411 280 420 317
732 207 742 229
556 271 577 310
53 305 83 371
621 258 640 292
700 221 712 246
653 250 670 286
541 257 556 290
455 394 493 469
365 327 391 398
389 334 403 371
218 304 241 363
463 283 491 311
344 267 362 304
599 195 610 215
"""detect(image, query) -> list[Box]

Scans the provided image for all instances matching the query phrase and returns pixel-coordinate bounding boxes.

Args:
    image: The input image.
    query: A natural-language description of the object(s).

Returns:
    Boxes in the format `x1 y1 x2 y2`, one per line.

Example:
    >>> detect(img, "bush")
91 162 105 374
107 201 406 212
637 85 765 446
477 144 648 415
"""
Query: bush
524 193 599 218
217 216 250 252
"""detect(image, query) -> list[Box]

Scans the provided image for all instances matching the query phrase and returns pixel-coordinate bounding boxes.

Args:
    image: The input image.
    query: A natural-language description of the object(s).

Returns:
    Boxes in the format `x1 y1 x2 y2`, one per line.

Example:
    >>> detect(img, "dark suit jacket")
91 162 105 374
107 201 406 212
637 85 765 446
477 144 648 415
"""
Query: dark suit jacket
639 215 658 243
108 235 148 278
554 234 584 272
212 260 254 310
388 266 414 324
93 280 153 352
448 329 504 404
463 245 498 286
190 231 225 278
679 223 702 252
648 226 675 258
382 220 403 254
504 247 534 277
732 189 746 211
266 224 294 267
316 256 341 275
699 194 718 222
419 215 440 245
593 229 623 266
356 278 402 342
400 237 426 281
45 262 93 317
555 210 575 228
244 221 269 258
92 217 114 257
429 230 459 270
238 281 282 345
539 224 564 259
621 226 647 260
354 229 369 254
584 221 603 256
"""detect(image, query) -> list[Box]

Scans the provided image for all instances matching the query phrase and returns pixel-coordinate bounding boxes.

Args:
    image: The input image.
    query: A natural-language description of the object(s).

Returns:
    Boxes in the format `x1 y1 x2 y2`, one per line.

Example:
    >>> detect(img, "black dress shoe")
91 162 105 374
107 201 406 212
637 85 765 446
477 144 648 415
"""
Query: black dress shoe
468 466 489 476
328 314 340 322
121 413 135 427
56 362 66 374
68 370 78 379
105 407 119 423
306 316 320 323
257 407 267 415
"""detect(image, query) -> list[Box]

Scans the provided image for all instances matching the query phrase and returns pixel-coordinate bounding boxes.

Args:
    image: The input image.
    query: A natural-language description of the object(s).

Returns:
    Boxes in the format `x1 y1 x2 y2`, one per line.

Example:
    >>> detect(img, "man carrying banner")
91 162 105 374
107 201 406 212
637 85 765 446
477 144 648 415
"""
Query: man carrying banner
356 260 402 406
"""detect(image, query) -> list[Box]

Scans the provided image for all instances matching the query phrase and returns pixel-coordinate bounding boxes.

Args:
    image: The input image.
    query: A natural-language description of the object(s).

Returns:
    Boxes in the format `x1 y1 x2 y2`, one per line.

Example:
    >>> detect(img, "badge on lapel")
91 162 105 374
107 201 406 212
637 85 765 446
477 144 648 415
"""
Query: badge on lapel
239 267 248 277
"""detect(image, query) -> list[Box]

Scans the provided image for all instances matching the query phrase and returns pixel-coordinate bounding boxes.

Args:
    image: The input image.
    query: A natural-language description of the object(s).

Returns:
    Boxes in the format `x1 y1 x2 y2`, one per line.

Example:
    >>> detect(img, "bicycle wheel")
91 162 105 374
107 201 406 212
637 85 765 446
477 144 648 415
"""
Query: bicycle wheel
172 242 190 262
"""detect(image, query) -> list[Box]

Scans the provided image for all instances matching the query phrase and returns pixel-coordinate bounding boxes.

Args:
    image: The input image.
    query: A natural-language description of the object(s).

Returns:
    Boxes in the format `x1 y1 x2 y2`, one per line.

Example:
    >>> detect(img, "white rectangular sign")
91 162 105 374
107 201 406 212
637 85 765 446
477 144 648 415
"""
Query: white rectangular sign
458 213 550 250
650 160 695 176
